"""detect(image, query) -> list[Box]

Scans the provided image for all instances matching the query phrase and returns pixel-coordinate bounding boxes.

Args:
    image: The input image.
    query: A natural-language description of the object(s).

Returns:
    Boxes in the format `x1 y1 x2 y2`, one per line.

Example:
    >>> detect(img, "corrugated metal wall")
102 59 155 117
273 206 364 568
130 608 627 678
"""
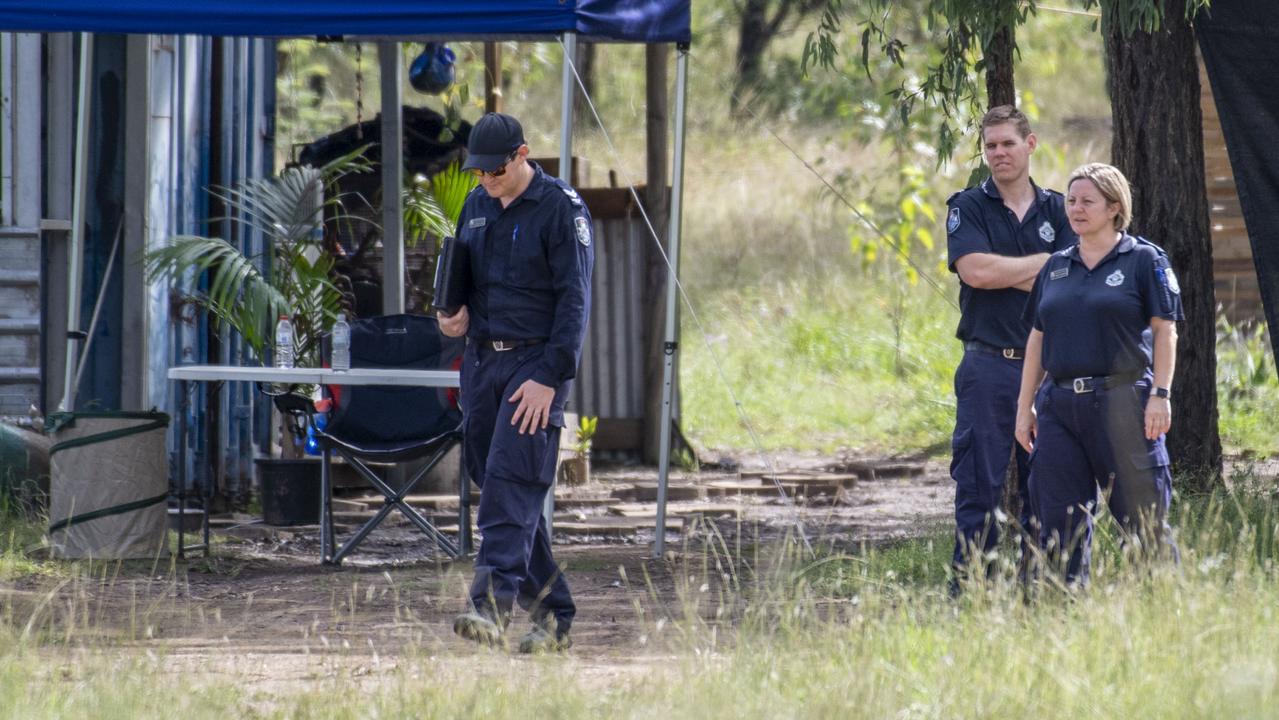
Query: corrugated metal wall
0 34 44 417
572 212 646 424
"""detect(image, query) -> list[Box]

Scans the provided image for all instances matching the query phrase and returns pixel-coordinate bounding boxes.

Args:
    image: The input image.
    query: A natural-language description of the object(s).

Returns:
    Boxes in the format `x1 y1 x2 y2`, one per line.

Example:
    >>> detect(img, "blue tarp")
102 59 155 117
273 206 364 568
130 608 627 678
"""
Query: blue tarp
0 0 689 43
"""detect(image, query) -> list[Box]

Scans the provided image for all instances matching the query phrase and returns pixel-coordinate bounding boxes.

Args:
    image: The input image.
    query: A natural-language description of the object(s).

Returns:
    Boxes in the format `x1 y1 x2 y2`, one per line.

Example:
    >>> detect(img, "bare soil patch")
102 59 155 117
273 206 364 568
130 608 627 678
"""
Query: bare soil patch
4 456 954 691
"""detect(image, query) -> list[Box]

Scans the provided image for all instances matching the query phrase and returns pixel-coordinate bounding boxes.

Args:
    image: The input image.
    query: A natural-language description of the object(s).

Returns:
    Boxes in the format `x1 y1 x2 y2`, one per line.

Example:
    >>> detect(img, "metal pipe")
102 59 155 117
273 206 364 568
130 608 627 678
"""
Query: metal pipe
654 45 689 558
59 32 94 412
545 31 578 535
379 41 405 315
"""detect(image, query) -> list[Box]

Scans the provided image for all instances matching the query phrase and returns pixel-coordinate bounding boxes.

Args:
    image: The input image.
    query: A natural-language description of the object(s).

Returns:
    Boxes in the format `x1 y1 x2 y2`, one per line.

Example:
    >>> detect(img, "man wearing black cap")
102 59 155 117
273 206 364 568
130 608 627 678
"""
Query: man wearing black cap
437 112 594 653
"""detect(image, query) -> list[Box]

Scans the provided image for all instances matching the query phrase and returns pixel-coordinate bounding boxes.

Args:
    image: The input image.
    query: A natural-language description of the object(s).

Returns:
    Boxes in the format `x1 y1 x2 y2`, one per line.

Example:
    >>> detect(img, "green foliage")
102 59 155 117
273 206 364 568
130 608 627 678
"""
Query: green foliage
0 505 52 580
1084 0 1212 36
1216 314 1279 456
403 161 478 247
847 162 941 284
573 415 599 458
681 278 959 453
800 0 1206 163
802 0 1034 161
145 148 373 366
276 40 365 165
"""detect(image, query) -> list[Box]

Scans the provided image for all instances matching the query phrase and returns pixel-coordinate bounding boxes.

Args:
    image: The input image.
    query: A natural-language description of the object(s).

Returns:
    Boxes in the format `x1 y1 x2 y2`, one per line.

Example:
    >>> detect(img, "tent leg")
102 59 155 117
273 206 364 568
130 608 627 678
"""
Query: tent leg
379 41 405 316
544 31 577 538
654 45 689 559
59 32 93 412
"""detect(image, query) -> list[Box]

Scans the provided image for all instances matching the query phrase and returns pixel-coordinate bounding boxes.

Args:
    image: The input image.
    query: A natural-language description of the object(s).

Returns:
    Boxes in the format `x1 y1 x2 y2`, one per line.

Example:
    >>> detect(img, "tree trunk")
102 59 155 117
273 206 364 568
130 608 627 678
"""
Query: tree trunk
984 21 1016 108
733 0 787 116
978 10 1022 522
1103 3 1222 489
573 41 596 128
642 44 672 465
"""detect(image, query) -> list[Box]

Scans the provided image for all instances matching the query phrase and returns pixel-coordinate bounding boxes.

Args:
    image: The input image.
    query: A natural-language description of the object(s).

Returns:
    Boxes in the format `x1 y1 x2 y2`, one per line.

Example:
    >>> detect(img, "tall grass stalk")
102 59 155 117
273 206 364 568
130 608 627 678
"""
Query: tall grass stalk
6 493 1279 717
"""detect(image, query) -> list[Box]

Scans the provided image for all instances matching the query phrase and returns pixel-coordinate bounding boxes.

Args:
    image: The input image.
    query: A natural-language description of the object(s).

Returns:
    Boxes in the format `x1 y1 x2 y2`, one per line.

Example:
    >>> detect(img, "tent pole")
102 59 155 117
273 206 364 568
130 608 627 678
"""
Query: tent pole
546 31 577 535
58 32 93 413
379 41 405 315
557 33 576 183
654 44 688 559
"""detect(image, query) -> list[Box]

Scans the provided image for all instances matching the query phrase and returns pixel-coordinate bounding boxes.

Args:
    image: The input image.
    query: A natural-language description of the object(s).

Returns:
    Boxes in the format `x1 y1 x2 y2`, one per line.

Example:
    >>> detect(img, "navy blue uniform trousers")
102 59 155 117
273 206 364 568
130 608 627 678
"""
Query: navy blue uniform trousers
1029 378 1177 585
462 343 575 632
951 349 1032 570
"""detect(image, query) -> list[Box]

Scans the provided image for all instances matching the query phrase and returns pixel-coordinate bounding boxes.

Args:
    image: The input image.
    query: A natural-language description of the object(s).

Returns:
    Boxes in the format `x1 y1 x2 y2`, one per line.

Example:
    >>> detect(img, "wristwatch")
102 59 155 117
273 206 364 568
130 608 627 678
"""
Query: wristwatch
1153 387 1171 400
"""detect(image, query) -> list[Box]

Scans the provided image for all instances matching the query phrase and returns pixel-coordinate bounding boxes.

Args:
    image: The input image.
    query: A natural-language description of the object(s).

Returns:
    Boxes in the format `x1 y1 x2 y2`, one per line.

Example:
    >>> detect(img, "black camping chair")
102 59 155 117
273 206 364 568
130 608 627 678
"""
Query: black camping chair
314 313 466 565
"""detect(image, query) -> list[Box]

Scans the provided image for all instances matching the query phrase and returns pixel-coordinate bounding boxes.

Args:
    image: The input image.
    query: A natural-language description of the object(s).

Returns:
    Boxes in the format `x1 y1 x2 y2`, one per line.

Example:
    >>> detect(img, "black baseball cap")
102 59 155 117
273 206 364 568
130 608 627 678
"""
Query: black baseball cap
461 113 526 172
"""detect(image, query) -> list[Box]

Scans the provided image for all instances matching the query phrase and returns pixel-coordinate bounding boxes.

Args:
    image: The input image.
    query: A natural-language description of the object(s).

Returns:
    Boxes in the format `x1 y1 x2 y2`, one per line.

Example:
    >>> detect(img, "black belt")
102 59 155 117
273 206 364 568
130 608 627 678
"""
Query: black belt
964 340 1024 360
478 338 545 352
1051 371 1144 394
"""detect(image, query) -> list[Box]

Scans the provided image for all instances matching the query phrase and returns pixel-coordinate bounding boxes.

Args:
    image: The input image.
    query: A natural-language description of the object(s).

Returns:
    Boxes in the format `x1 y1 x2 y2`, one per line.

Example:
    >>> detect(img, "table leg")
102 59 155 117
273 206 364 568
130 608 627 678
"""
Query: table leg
321 447 332 564
176 379 189 560
458 440 471 555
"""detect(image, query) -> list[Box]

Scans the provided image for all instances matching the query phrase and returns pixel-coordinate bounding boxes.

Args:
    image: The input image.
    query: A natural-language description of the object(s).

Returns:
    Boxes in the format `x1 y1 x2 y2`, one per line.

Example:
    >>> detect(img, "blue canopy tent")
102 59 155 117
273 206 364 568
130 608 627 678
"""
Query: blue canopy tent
3 0 692 555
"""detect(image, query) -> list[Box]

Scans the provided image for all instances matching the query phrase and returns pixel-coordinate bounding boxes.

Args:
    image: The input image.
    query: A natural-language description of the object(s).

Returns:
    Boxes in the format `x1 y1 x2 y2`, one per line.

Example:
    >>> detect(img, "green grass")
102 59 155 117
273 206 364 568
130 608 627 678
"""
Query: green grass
0 507 55 580
5 492 1279 717
1216 318 1279 457
681 276 960 453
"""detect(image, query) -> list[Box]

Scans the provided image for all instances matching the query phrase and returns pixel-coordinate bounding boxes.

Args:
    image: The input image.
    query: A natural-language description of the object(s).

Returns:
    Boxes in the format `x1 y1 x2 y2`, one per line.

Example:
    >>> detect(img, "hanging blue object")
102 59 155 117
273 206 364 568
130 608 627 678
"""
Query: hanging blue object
410 43 456 95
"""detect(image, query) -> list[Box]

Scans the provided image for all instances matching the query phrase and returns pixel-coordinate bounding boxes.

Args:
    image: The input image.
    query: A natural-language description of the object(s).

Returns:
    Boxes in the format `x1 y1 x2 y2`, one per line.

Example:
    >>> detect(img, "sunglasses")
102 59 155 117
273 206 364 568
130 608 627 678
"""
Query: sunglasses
469 151 518 178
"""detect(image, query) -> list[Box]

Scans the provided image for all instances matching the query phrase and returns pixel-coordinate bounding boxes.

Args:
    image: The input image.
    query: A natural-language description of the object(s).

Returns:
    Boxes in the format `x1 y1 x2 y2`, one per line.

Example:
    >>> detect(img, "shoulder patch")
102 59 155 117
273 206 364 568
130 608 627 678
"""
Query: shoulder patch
574 215 592 247
1157 256 1180 295
947 207 961 234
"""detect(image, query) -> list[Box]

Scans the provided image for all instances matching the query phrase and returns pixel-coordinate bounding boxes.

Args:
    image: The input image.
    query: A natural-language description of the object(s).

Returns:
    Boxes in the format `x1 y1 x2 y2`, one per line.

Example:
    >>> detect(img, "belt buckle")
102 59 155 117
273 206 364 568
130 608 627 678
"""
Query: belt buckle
1002 348 1017 360
1072 377 1092 394
491 340 513 352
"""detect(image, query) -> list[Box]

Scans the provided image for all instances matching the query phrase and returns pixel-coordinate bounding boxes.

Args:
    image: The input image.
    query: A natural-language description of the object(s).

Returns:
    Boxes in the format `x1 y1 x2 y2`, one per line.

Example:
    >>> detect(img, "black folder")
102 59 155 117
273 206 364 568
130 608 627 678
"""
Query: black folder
431 236 471 316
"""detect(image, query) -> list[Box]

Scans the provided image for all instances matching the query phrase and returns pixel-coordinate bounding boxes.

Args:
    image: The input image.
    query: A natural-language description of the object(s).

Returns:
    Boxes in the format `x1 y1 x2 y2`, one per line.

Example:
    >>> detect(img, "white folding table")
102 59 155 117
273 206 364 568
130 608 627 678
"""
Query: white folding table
167 365 464 561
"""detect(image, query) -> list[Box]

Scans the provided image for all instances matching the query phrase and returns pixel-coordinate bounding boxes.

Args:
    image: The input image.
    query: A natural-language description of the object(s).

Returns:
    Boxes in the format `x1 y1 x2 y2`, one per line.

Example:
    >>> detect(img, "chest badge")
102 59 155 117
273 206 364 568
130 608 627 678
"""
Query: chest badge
1039 221 1055 244
947 207 961 234
1050 266 1069 280
575 216 592 247
467 217 487 229
1105 269 1125 287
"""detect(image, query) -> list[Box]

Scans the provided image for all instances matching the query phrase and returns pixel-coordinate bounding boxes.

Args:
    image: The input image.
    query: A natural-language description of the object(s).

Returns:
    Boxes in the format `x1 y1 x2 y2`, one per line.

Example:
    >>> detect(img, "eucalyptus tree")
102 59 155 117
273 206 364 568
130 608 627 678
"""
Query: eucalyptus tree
804 0 1222 487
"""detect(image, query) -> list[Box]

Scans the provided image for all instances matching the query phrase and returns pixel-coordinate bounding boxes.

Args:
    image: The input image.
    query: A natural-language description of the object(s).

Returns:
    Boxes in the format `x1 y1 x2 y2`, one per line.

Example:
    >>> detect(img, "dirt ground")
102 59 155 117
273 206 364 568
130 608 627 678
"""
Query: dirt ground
3 456 955 692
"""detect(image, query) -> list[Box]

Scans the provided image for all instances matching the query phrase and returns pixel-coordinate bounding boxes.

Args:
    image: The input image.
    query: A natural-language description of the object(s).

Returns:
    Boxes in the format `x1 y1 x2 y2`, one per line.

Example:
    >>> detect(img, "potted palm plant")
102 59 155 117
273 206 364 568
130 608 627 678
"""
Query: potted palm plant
145 148 373 371
146 150 474 522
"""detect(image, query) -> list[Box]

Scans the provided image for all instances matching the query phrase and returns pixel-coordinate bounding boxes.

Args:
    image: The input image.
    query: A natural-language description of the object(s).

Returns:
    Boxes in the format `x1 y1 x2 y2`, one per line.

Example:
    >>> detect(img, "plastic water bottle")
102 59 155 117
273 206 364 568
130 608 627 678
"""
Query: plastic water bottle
331 312 351 372
275 315 295 369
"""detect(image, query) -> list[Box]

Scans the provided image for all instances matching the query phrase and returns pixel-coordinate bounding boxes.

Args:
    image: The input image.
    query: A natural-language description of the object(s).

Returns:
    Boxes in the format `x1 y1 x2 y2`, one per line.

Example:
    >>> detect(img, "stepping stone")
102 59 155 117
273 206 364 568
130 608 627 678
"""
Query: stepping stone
740 472 858 490
611 483 704 502
706 480 799 497
837 460 925 478
552 517 683 538
606 503 742 519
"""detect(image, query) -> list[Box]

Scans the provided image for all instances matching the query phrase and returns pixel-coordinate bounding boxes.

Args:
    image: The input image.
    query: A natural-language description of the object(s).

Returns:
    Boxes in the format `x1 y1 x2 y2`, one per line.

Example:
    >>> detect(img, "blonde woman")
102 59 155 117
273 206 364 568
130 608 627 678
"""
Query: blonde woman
1014 163 1180 585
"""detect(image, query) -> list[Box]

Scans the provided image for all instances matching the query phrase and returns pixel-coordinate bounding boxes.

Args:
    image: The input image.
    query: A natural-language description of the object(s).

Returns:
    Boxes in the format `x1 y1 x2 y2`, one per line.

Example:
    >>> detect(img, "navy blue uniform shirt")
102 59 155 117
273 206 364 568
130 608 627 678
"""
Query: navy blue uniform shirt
1024 234 1183 379
947 178 1076 349
456 161 595 388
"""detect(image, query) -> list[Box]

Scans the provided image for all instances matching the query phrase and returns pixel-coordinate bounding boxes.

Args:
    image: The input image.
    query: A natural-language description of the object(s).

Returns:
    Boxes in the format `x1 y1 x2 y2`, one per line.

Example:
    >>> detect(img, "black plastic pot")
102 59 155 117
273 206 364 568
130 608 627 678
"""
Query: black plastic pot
255 458 321 526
